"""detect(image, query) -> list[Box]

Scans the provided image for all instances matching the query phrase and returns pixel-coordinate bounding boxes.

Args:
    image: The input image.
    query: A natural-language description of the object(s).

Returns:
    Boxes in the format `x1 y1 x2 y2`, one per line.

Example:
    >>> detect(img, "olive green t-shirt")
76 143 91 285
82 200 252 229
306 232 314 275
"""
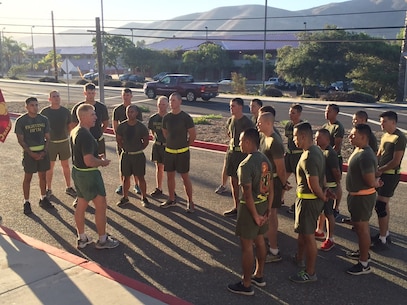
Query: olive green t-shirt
227 115 254 147
116 120 149 152
259 133 285 174
346 146 377 192
322 120 345 153
162 111 194 149
71 101 109 139
296 145 325 194
14 113 49 148
40 106 71 141
238 151 273 203
323 145 339 183
148 113 166 143
70 126 98 169
378 129 407 170
285 120 303 151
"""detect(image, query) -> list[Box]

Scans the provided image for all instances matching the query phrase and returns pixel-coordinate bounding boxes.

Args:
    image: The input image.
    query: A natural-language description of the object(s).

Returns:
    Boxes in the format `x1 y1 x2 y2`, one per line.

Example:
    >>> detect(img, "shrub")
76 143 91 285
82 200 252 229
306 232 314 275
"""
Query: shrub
263 87 283 97
39 77 59 83
321 91 376 103
76 79 89 85
104 80 122 87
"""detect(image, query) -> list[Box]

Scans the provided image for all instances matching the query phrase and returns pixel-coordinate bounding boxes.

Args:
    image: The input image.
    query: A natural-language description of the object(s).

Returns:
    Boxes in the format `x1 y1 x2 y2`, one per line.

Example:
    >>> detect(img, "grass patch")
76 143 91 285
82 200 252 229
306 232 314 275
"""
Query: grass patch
202 114 222 120
193 117 211 125
192 114 223 125
137 105 150 113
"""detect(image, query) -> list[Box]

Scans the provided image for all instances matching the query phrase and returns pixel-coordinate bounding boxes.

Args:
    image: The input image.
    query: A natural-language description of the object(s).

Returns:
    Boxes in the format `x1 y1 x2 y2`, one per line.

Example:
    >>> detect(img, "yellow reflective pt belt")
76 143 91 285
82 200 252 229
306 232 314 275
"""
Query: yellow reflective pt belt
297 192 318 199
165 147 189 154
326 182 337 188
29 145 45 152
51 138 69 144
383 169 401 175
240 194 268 204
73 165 98 172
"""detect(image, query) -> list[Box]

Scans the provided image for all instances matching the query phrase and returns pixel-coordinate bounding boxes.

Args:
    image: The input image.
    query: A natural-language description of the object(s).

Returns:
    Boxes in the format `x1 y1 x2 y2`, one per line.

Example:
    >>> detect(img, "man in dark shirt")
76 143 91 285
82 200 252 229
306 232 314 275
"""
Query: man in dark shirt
15 97 53 214
71 104 119 250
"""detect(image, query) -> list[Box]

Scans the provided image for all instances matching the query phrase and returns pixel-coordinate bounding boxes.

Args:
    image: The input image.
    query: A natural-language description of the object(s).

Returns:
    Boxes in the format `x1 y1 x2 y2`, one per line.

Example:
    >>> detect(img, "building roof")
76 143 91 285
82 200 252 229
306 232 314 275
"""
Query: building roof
146 33 299 51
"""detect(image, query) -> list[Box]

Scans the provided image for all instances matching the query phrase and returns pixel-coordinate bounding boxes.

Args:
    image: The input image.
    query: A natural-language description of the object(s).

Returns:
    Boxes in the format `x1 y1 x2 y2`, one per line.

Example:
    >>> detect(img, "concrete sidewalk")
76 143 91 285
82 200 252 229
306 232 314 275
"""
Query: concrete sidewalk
0 226 192 305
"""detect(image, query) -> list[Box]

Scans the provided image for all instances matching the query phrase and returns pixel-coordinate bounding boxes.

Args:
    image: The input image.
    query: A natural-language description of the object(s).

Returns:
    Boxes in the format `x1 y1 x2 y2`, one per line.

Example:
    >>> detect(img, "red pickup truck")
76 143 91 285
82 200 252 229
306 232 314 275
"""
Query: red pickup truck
143 74 219 102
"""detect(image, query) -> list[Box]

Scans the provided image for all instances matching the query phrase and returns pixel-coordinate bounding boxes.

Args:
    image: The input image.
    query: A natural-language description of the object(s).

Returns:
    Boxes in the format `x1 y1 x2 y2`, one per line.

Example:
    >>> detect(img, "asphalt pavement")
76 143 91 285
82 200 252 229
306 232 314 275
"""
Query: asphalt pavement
0 116 407 305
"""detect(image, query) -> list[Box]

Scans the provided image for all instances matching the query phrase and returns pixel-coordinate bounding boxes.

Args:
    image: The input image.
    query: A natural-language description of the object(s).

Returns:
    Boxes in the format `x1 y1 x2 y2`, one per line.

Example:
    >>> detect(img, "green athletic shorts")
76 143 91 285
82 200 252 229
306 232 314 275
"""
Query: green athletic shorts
323 187 336 216
22 151 50 173
235 201 269 239
377 174 400 198
72 167 106 201
151 143 165 164
225 151 247 177
347 193 376 222
164 150 190 173
294 197 324 235
272 177 283 208
48 140 71 161
120 152 146 177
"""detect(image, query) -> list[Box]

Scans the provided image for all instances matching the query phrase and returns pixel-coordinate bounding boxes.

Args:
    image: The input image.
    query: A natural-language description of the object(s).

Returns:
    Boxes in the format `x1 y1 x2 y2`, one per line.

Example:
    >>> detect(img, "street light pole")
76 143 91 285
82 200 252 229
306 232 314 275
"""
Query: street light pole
131 28 134 44
31 25 35 71
205 26 208 42
261 0 268 94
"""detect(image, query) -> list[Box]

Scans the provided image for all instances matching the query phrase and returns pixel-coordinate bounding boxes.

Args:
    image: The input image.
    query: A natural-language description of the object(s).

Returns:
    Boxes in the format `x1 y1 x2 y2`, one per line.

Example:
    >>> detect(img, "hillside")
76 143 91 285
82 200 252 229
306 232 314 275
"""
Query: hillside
29 0 407 48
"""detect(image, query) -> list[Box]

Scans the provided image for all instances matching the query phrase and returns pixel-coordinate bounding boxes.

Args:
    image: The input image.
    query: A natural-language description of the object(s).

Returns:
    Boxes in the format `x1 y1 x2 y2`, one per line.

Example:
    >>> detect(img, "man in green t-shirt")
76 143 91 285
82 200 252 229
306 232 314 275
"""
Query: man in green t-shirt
371 111 407 250
290 122 327 284
112 88 143 196
15 97 53 215
40 90 76 198
71 104 119 250
115 105 150 207
257 111 289 263
322 104 344 217
345 124 382 275
315 128 341 251
148 96 169 197
160 92 196 213
223 98 254 217
227 128 273 296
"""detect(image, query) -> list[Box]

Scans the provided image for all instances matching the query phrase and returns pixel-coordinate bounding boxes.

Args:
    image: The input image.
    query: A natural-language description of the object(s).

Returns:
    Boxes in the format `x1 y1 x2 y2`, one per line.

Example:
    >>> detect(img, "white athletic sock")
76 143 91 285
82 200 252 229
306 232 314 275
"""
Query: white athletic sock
79 233 87 241
270 248 279 255
359 260 369 267
379 236 387 244
99 235 107 243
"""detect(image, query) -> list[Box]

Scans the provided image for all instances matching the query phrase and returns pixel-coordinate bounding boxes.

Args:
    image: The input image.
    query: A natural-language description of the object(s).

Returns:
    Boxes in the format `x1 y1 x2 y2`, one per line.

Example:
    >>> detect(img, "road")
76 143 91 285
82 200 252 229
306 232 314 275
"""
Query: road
1 80 407 305
2 79 407 134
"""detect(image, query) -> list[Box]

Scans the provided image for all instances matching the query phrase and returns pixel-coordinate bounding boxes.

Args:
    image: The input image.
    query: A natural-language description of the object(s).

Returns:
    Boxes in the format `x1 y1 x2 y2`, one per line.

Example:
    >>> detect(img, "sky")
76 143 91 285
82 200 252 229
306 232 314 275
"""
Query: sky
0 0 349 38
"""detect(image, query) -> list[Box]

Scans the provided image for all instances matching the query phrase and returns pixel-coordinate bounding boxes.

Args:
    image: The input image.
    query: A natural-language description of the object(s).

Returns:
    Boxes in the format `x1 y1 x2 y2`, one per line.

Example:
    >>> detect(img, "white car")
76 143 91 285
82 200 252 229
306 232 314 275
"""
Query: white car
218 79 232 85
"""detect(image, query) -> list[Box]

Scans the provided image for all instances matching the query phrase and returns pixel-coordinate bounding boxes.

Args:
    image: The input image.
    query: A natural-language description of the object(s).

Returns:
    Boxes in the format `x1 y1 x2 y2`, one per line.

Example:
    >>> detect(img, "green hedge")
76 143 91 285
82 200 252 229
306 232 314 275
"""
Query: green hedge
322 91 376 103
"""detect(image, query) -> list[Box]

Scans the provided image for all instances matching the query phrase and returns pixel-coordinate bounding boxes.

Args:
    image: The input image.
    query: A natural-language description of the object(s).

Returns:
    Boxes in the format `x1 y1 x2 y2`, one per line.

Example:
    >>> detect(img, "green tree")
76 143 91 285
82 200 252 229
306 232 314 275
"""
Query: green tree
1 36 29 73
93 34 135 75
123 47 156 75
276 25 400 100
36 50 62 72
182 42 232 80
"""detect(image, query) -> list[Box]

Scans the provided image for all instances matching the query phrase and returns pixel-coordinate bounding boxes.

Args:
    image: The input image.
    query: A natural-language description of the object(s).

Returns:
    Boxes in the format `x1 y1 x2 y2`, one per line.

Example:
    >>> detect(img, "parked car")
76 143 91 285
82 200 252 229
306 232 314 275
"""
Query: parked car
119 73 145 82
143 74 219 102
264 77 283 86
152 72 183 81
83 72 112 80
218 79 232 85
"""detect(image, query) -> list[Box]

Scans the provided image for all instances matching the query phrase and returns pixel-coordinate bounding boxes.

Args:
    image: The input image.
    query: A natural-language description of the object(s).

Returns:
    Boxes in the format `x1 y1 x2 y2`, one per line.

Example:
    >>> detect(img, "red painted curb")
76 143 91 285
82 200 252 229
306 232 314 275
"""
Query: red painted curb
0 226 193 305
9 112 407 182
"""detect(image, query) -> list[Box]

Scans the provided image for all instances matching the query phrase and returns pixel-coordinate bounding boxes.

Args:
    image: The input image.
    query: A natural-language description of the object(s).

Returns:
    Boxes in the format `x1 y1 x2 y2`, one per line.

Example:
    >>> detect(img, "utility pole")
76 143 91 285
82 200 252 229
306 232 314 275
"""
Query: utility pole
261 0 268 94
397 11 407 102
95 17 105 104
51 11 58 82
